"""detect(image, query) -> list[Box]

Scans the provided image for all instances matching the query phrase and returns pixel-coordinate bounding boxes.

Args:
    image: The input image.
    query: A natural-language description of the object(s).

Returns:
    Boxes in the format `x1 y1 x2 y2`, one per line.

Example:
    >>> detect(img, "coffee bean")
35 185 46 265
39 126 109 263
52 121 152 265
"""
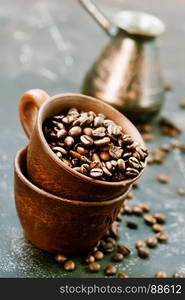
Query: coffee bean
123 205 133 215
122 135 133 145
146 236 158 248
90 160 102 169
104 264 117 276
104 242 115 253
102 167 112 178
112 253 124 262
94 115 104 127
157 174 169 184
117 245 130 257
180 99 185 108
105 161 113 171
106 237 116 246
177 188 185 196
137 247 149 259
164 83 172 91
107 124 122 136
127 221 138 229
153 213 166 224
55 254 67 263
128 157 140 169
76 146 88 155
92 153 101 162
88 262 101 273
156 232 168 242
160 144 171 153
138 203 150 212
117 272 128 278
143 214 157 225
64 260 75 271
94 137 111 147
64 136 75 147
56 128 67 138
127 191 134 199
83 127 93 136
100 152 111 161
93 251 104 261
142 133 154 142
53 146 67 156
135 240 146 249
109 145 123 159
90 168 103 178
132 206 143 216
110 221 120 239
85 255 95 264
68 126 82 136
92 127 106 137
173 272 183 278
140 124 152 133
62 115 75 125
152 223 163 233
80 135 94 146
117 159 125 171
80 164 89 175
125 168 139 178
116 213 122 222
155 271 167 278
62 158 72 167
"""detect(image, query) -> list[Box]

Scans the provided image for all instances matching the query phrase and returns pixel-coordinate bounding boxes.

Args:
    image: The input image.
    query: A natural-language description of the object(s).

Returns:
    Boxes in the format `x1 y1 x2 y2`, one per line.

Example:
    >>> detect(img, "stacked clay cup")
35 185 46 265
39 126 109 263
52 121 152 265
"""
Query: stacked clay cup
14 89 147 254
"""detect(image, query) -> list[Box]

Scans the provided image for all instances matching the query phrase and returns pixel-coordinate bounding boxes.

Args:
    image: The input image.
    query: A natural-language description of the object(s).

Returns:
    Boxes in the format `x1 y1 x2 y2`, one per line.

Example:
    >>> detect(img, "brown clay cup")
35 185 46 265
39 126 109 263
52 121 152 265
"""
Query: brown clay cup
19 89 146 201
14 147 130 254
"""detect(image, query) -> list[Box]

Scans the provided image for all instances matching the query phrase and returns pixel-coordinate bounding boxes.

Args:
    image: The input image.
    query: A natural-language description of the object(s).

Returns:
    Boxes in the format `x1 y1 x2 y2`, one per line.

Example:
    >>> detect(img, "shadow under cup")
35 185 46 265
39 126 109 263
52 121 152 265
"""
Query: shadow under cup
14 147 130 254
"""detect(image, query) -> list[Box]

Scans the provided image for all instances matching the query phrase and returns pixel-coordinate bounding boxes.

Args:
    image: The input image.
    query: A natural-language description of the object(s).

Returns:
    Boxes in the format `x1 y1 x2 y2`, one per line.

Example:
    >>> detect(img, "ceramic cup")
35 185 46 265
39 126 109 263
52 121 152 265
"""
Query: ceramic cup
14 147 130 254
19 89 146 201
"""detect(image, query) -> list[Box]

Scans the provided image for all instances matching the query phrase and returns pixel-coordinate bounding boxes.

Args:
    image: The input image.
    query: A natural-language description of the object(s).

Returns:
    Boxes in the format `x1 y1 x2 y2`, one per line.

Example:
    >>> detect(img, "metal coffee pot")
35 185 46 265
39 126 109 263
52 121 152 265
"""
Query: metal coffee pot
79 0 166 123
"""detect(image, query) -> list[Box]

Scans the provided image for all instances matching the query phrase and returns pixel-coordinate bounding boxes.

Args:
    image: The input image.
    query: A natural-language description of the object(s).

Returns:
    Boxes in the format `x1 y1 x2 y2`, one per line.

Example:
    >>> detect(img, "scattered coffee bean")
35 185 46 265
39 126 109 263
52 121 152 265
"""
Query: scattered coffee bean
180 99 185 108
64 260 75 271
88 262 101 273
156 232 168 242
104 242 115 253
117 272 129 278
155 271 167 278
177 188 185 196
146 236 158 248
135 240 146 249
160 144 171 153
112 253 124 262
152 223 163 233
153 213 166 224
157 174 169 184
173 272 183 278
164 83 172 91
85 255 95 264
142 133 154 142
106 237 117 246
138 203 150 212
104 264 117 276
126 221 138 229
143 214 157 225
123 205 133 215
93 251 104 261
127 191 134 199
55 254 67 263
137 247 149 259
117 244 130 257
133 206 143 216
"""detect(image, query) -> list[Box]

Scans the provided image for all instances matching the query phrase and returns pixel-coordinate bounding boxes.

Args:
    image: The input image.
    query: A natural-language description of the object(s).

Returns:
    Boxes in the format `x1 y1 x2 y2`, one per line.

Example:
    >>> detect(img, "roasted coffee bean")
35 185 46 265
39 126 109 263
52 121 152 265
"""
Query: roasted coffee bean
180 99 185 108
56 128 67 139
137 247 149 259
127 221 138 229
80 164 90 175
64 136 75 147
94 115 104 127
93 251 104 261
117 272 128 278
62 158 72 167
100 152 111 161
76 146 88 155
122 135 133 145
90 168 103 178
142 133 154 142
104 242 115 253
132 206 143 216
143 214 157 225
138 203 150 212
156 232 168 242
128 157 140 169
102 166 112 178
164 83 172 91
52 115 64 122
110 221 120 239
53 146 67 156
173 272 183 278
123 205 133 215
88 262 101 273
127 191 134 199
140 124 152 133
109 145 123 159
152 223 163 233
104 264 117 276
55 151 62 158
92 127 106 137
153 213 166 224
135 240 146 249
85 255 95 264
105 161 113 171
94 137 111 147
64 260 75 271
90 160 102 169
177 188 185 196
91 153 100 162
146 236 158 248
112 253 124 262
107 124 122 136
116 213 122 222
80 135 94 146
157 174 169 184
83 127 93 136
160 144 171 153
155 271 167 278
125 168 139 178
122 152 132 161
117 159 125 171
68 126 82 136
117 245 130 257
55 254 67 263
68 107 79 116
73 167 81 173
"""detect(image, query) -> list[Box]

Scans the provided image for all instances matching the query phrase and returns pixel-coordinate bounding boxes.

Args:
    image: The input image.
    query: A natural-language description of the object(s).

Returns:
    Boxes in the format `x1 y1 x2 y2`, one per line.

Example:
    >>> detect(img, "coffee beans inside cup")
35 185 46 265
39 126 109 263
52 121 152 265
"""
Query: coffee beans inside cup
43 108 148 182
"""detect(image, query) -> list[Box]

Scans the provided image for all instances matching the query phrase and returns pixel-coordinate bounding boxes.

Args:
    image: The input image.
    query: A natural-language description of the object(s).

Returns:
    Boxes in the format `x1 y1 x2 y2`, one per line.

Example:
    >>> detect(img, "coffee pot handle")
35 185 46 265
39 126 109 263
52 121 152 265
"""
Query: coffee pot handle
78 0 117 36
19 89 49 139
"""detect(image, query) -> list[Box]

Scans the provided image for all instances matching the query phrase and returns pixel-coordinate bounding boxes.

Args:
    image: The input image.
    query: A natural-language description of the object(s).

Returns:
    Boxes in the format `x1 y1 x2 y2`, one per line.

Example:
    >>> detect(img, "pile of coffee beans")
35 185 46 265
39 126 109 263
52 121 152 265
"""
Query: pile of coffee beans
43 108 148 182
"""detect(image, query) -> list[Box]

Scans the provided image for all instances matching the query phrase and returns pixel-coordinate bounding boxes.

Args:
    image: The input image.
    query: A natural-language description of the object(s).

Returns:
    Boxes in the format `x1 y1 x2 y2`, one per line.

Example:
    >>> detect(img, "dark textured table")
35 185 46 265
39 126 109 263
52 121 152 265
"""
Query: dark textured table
0 0 185 278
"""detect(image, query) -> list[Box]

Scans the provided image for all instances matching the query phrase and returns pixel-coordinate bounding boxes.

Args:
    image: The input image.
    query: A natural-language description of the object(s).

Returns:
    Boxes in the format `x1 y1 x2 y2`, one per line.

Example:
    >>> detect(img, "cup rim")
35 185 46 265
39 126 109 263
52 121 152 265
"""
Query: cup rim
15 146 131 207
36 92 146 187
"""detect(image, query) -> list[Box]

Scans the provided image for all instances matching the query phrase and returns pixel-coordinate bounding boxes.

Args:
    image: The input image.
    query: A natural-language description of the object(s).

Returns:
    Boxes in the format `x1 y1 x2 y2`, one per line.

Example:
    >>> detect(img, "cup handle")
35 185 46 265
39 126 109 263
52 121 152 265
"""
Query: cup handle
19 89 50 139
